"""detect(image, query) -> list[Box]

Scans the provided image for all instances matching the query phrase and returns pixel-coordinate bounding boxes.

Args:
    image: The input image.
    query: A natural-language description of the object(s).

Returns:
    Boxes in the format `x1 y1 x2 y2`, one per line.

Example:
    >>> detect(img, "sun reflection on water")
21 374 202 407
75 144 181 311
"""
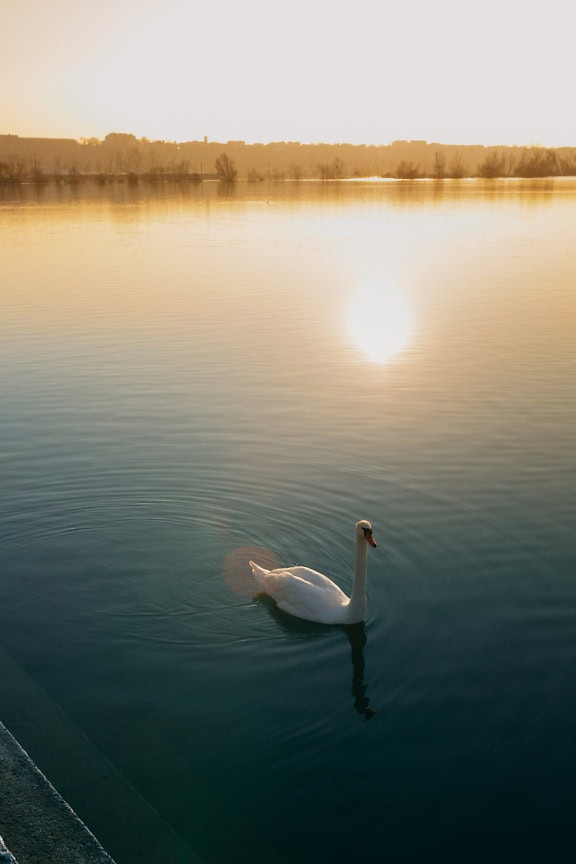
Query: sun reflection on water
346 279 413 364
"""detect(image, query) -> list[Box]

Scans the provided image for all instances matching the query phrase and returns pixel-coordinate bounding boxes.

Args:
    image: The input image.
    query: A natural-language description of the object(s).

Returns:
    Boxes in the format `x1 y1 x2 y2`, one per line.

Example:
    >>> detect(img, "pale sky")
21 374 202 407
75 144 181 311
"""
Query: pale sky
1 0 574 146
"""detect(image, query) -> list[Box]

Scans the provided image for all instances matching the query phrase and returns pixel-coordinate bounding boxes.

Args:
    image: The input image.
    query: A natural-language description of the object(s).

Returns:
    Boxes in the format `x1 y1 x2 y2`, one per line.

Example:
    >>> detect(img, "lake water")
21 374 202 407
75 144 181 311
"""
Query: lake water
1 179 575 864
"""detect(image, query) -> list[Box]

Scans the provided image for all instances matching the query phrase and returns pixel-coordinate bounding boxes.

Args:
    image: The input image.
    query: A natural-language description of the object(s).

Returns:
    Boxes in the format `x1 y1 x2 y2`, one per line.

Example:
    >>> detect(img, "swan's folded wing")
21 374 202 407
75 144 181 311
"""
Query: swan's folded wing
279 566 348 596
261 568 350 620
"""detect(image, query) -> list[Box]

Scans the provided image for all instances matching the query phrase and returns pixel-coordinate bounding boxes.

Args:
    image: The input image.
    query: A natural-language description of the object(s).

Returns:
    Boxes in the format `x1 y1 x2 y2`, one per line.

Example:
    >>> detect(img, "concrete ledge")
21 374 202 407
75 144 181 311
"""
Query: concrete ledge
0 720 115 864
0 646 202 864
1 834 19 864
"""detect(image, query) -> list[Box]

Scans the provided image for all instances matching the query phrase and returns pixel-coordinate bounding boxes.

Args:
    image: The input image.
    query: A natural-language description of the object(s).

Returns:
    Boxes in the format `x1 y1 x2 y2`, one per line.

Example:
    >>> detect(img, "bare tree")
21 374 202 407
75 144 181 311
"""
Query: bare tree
558 150 576 176
432 151 446 179
145 147 161 177
478 150 507 178
514 148 558 177
287 162 302 180
215 153 237 182
125 146 142 174
447 152 466 179
31 158 46 184
0 160 26 183
394 160 420 179
331 158 344 179
316 158 345 180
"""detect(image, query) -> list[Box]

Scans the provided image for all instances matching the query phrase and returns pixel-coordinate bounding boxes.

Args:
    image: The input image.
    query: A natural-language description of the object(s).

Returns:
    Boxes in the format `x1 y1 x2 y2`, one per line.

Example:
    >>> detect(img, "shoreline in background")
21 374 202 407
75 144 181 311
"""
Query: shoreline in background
1 133 575 184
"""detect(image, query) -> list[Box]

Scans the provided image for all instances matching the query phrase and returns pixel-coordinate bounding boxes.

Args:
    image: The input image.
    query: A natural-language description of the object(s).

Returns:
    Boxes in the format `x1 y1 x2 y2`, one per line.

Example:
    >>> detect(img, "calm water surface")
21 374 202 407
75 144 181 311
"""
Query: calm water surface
1 180 575 863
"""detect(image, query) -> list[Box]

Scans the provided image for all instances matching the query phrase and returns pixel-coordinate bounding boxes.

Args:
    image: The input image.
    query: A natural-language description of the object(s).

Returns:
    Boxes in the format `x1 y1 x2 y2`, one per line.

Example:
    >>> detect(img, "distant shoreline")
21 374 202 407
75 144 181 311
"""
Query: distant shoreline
1 133 575 183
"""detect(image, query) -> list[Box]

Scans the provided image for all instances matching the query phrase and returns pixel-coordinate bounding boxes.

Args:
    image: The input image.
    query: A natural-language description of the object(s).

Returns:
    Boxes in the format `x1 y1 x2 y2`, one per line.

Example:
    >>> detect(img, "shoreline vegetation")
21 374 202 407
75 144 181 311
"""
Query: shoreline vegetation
1 132 575 185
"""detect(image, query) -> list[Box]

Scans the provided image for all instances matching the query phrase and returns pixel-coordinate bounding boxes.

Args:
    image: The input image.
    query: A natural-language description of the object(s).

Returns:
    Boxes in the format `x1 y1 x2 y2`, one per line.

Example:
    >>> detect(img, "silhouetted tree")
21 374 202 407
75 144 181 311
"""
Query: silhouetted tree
394 160 420 179
125 146 142 174
104 133 138 146
447 152 466 179
558 150 576 176
316 158 345 179
287 162 302 180
331 158 344 179
0 161 26 183
514 148 558 177
31 159 46 184
145 148 161 177
432 151 446 179
173 159 191 179
215 152 237 182
478 150 507 178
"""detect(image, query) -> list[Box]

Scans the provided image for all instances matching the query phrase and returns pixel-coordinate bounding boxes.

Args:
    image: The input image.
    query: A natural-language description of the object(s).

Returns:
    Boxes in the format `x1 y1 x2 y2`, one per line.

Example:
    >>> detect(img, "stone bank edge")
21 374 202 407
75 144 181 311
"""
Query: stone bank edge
0 720 115 864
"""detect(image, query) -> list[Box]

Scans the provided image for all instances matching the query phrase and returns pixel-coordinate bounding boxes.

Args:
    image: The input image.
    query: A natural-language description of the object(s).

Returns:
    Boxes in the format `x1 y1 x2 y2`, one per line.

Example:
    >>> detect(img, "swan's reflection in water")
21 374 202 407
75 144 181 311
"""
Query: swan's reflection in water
345 622 376 721
258 597 375 720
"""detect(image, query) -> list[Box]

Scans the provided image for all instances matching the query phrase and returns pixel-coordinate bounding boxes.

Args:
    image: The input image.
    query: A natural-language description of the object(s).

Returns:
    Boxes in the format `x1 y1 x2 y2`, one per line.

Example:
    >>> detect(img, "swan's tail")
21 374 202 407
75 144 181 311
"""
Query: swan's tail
249 560 269 589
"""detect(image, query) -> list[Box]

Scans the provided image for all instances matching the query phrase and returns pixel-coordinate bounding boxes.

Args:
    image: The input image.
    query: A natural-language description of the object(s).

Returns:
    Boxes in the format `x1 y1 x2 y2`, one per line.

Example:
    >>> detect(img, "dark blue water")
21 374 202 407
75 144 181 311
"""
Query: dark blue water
1 180 575 863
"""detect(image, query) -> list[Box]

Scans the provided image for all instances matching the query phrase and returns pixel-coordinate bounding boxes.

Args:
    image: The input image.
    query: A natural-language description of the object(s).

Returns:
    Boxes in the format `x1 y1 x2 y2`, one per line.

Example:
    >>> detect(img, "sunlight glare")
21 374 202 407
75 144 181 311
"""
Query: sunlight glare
346 279 413 364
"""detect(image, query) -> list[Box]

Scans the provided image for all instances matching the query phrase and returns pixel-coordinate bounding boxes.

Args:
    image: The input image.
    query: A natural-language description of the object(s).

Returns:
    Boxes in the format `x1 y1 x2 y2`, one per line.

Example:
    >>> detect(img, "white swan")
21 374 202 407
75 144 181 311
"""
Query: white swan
249 520 377 625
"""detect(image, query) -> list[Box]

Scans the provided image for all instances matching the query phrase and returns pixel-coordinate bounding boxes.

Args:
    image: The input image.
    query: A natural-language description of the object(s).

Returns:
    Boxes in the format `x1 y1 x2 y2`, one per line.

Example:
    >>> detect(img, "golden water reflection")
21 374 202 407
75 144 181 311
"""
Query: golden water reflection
346 279 413 364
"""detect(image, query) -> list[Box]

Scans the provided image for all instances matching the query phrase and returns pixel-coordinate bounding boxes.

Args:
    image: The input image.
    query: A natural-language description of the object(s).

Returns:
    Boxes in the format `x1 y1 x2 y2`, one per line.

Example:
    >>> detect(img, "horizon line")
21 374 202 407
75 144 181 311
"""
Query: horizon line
2 131 575 150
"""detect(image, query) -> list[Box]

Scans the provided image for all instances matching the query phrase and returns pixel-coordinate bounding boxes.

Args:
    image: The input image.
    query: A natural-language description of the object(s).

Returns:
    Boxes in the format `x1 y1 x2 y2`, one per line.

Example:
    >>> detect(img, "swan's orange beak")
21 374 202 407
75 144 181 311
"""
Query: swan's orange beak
365 531 377 548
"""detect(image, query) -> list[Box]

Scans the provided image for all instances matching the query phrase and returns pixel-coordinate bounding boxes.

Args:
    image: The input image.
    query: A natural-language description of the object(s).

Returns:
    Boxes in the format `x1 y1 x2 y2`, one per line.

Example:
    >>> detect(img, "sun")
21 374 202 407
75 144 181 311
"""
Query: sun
346 280 413 364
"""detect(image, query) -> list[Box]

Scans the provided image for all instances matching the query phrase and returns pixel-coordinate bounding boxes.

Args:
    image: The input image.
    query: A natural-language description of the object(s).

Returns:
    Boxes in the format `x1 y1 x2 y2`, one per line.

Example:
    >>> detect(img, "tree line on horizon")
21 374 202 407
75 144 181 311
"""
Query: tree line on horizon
1 132 575 184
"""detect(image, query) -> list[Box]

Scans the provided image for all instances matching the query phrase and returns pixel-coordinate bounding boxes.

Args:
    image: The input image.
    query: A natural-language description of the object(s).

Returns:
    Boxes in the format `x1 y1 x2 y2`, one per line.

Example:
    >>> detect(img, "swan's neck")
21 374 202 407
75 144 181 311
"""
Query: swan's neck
347 536 368 622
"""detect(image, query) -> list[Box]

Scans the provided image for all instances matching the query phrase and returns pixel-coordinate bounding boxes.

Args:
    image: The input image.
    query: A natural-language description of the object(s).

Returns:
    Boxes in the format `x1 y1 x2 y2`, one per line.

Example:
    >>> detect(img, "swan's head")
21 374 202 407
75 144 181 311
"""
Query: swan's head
356 519 377 548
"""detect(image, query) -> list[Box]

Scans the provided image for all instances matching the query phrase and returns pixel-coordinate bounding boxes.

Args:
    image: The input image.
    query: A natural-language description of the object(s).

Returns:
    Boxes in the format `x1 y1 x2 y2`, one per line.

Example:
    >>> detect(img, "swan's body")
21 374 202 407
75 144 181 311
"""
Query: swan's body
249 520 377 625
